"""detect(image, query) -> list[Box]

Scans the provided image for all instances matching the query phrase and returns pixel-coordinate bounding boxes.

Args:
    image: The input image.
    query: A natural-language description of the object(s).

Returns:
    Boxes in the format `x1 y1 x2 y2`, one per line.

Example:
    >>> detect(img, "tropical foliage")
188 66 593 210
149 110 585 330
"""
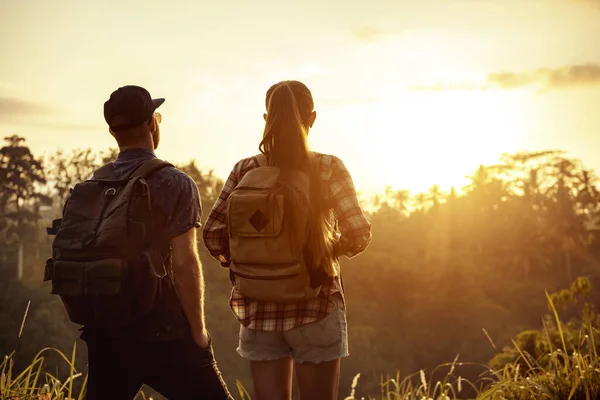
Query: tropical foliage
3 136 600 399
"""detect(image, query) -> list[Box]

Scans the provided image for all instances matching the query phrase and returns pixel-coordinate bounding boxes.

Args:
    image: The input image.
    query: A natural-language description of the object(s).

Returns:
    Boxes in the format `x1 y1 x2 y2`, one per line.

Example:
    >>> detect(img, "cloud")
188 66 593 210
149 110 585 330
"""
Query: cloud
408 82 487 92
0 81 21 94
351 26 393 42
0 97 55 117
409 63 600 92
488 64 600 89
17 120 99 131
0 97 96 131
0 116 98 131
569 0 600 8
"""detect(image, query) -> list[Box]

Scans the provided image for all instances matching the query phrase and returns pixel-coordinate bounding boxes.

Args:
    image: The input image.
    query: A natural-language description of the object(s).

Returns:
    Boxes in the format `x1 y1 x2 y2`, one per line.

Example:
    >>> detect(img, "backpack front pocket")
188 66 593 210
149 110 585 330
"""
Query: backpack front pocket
227 192 283 238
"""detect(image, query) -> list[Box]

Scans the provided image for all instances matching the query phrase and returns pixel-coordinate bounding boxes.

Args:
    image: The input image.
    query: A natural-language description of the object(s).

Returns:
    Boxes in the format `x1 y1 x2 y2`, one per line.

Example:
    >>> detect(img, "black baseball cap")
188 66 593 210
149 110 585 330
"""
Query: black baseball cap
104 85 165 131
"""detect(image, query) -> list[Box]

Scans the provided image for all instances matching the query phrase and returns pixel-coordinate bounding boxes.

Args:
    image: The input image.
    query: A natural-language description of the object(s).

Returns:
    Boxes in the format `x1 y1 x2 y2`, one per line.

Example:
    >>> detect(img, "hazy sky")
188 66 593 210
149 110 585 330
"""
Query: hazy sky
1 0 600 195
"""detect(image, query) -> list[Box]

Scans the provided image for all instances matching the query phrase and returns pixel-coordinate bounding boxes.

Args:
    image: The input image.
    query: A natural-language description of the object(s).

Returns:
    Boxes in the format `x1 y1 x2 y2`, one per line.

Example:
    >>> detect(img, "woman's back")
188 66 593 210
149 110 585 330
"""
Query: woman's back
203 150 371 329
205 151 370 261
202 80 371 400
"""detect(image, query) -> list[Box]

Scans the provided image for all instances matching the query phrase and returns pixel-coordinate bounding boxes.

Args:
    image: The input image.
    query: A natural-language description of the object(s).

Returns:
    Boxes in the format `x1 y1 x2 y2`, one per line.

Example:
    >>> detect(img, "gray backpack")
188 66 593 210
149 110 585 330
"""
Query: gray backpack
45 159 173 328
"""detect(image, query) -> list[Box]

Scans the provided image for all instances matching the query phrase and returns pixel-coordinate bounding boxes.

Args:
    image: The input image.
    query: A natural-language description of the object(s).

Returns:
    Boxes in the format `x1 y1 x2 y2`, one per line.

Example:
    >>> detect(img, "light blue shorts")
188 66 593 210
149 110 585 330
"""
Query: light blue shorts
236 295 349 363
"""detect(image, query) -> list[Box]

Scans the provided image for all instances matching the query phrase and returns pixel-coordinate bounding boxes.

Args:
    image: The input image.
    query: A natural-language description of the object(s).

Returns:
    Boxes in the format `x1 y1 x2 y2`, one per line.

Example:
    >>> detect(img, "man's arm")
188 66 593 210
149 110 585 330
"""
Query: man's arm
171 226 209 348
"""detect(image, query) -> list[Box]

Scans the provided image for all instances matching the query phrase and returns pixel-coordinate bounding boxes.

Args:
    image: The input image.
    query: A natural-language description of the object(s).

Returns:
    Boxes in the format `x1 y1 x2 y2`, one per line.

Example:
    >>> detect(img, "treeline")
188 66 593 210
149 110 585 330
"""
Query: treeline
2 134 600 398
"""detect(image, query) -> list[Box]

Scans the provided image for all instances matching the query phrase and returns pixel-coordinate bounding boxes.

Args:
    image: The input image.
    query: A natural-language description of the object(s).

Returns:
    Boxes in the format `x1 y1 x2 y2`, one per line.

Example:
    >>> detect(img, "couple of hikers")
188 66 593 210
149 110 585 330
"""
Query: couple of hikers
45 80 372 400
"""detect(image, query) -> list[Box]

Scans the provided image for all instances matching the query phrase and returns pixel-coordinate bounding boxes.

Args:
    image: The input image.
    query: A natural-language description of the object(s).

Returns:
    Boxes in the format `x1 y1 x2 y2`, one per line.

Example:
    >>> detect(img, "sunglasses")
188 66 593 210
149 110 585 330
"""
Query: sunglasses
154 112 162 124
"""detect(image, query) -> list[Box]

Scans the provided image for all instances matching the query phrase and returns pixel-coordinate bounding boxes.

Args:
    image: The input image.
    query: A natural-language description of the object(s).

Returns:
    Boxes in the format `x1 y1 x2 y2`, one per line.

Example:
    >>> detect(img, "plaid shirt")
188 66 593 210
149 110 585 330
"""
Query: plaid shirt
203 152 371 331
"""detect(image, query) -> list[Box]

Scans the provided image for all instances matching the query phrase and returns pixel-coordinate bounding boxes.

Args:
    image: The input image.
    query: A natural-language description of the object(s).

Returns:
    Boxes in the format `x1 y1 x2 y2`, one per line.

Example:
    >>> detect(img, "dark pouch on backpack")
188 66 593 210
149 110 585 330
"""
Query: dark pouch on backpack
52 254 159 328
52 258 125 326
48 159 172 329
52 258 124 296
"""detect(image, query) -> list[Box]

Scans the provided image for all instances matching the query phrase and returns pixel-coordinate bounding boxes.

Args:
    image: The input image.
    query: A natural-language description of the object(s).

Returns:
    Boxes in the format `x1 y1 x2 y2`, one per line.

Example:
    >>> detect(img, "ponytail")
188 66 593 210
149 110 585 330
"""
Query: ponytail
260 81 336 276
259 83 309 170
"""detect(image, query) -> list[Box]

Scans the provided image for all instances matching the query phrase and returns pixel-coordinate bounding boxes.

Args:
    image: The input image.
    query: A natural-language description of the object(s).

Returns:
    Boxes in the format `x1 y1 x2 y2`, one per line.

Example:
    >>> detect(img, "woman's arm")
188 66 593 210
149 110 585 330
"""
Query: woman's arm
329 156 372 258
202 167 240 267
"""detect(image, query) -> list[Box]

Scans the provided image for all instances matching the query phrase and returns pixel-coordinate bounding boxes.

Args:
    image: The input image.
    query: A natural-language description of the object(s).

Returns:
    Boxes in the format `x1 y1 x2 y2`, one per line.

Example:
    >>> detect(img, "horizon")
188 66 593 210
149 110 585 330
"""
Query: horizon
2 0 600 195
14 140 594 207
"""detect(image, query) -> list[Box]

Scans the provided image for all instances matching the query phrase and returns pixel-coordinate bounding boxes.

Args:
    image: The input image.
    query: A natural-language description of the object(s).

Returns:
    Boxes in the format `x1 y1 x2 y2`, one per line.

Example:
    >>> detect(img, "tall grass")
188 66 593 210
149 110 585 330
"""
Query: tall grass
475 291 600 400
3 282 600 400
340 358 482 400
3 314 600 400
343 284 600 400
0 343 86 400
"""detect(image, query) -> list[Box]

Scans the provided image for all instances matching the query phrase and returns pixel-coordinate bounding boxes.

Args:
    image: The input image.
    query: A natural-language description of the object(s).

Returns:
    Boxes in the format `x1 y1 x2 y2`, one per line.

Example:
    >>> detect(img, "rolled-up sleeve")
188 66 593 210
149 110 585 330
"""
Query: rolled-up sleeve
163 173 202 240
330 156 372 258
203 164 241 266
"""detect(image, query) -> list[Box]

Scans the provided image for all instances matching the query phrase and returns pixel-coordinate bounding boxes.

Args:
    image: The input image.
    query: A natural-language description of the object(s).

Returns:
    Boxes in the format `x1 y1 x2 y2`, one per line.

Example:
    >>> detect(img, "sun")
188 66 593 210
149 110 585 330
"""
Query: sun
314 89 530 196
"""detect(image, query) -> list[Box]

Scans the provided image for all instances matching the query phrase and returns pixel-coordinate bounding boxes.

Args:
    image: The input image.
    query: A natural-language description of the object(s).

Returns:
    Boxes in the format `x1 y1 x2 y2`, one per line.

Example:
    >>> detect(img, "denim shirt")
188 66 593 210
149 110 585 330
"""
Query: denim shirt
112 148 202 239
82 148 202 342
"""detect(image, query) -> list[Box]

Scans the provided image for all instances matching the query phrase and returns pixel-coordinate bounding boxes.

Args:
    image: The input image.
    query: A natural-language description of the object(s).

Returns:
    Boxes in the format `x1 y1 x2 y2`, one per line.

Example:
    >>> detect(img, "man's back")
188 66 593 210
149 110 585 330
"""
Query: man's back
111 148 202 242
78 148 202 342
71 85 231 400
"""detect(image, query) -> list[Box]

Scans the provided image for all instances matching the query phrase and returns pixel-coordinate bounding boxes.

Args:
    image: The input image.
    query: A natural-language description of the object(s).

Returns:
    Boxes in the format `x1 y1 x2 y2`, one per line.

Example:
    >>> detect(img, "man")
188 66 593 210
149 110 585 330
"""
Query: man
82 85 232 399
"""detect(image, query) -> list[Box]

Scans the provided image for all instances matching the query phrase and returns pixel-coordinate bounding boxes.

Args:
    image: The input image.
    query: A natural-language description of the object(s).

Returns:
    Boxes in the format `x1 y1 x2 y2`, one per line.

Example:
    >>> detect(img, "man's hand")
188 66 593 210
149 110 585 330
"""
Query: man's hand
193 327 210 349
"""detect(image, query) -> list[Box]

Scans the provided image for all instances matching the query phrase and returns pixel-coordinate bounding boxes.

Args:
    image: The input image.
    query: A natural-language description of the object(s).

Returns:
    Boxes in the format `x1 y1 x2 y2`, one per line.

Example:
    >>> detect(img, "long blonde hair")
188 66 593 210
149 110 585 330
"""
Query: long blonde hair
259 81 336 275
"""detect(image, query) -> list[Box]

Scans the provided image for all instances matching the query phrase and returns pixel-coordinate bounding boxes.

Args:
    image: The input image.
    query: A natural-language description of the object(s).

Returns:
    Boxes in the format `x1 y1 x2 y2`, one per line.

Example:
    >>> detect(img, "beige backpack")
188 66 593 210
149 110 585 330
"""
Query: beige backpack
226 154 321 302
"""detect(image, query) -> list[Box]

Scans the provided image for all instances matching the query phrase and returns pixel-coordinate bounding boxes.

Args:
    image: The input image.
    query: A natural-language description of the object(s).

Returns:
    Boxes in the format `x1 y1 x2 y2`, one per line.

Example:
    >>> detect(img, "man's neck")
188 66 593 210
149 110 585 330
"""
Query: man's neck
115 147 157 163
119 143 155 152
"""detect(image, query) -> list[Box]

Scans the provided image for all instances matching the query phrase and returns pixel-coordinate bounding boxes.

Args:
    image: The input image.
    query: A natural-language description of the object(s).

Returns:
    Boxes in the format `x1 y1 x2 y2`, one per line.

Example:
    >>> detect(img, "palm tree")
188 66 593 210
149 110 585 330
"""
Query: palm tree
464 165 489 193
575 169 599 213
428 184 443 207
393 189 411 214
413 193 429 213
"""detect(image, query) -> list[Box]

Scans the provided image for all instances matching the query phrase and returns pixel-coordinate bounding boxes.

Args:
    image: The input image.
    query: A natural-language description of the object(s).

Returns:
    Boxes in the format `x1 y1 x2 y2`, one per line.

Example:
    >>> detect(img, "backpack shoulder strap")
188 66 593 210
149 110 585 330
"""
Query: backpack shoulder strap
255 153 268 167
130 158 174 179
94 162 118 181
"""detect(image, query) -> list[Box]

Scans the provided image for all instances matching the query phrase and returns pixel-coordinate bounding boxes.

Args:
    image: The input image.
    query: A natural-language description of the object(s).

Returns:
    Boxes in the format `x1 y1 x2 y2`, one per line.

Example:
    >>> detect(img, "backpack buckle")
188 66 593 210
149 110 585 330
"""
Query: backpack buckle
46 218 62 235
43 258 54 282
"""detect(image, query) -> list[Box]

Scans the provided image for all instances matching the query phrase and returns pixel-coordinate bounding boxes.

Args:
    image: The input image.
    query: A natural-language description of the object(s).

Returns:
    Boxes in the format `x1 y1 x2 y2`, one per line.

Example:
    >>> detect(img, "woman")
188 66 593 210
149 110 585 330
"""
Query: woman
203 80 371 400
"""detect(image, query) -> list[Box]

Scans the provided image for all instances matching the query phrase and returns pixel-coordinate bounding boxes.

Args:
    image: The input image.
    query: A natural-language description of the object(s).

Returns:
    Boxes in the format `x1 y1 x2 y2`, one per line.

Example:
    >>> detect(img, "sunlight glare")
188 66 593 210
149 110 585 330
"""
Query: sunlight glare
317 89 530 196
